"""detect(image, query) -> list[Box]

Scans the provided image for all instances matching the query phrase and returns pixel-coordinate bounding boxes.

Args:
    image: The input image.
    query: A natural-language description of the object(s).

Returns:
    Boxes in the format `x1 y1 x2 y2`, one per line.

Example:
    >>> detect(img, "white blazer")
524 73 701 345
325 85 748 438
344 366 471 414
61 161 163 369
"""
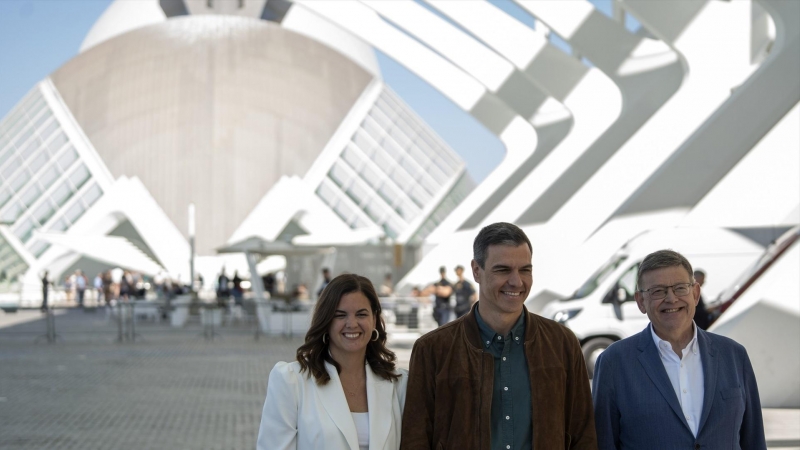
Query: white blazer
257 361 408 450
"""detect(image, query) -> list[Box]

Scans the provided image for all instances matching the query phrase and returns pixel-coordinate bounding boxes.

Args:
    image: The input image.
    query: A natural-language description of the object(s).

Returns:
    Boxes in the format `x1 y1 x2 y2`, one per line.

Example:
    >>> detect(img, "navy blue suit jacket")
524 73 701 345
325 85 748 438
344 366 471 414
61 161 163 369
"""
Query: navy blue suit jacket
592 325 766 450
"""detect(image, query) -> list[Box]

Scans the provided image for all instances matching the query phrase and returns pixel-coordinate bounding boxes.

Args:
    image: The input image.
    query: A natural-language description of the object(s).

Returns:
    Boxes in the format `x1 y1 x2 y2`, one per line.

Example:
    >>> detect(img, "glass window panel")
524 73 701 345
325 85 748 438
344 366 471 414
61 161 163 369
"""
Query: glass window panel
391 123 413 149
407 144 431 169
27 151 48 175
368 108 392 130
433 155 456 177
30 240 51 258
352 130 375 154
315 182 338 207
382 138 403 162
381 222 399 240
1 110 25 135
26 97 46 118
418 174 440 196
32 199 56 225
81 183 102 207
427 162 449 185
39 165 60 191
63 200 86 225
333 198 357 225
39 119 59 141
399 157 420 181
51 181 74 207
363 199 388 223
48 131 68 154
13 127 34 148
57 145 78 171
375 98 397 120
19 136 41 161
68 164 90 190
20 183 41 208
33 110 52 129
341 145 364 172
0 200 22 226
351 215 370 229
377 183 401 207
1 156 22 179
13 218 36 244
345 180 369 206
390 167 413 190
0 143 11 166
361 117 384 142
372 148 394 171
395 198 420 222
408 185 431 208
360 164 381 189
9 170 29 194
0 188 10 209
49 218 68 232
328 161 351 188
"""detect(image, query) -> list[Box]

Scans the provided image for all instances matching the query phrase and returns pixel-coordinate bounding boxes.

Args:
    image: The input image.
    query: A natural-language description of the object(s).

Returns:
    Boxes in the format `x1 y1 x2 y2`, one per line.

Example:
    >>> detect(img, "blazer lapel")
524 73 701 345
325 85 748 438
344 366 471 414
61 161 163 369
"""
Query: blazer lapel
317 362 359 450
696 330 717 434
636 326 691 432
367 368 394 450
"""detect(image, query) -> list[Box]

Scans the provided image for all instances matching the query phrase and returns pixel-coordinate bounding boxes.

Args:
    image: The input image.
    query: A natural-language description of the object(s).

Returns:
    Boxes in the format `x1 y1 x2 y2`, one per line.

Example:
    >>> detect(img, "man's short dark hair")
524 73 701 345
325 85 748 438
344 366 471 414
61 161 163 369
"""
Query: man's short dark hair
439 266 446 274
636 250 694 290
473 222 532 269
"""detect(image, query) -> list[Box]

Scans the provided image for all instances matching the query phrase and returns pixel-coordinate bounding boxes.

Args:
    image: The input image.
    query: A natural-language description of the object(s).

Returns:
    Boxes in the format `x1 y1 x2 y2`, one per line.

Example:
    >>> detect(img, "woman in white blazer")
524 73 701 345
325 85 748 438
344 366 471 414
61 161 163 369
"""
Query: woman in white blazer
258 274 408 450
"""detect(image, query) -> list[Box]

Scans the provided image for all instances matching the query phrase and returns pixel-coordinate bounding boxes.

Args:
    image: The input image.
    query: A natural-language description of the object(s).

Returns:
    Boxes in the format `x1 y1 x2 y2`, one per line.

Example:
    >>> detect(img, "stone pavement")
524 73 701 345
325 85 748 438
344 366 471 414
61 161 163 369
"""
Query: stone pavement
0 309 797 449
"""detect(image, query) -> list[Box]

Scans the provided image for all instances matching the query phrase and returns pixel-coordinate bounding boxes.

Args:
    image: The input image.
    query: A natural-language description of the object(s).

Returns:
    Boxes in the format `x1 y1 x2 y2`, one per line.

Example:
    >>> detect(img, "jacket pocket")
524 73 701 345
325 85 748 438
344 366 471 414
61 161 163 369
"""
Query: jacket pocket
721 386 742 400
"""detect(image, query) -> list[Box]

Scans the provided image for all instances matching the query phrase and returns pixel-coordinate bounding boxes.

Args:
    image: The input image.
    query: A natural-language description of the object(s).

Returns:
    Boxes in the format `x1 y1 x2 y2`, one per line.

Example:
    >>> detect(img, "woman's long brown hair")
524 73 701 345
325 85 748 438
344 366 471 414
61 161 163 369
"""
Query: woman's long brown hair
296 273 400 385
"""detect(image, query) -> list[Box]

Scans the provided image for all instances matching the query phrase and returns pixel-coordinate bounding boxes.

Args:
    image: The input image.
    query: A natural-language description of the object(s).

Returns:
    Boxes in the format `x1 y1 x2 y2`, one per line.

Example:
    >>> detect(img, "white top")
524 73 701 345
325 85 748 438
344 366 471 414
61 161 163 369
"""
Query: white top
651 323 704 436
351 412 369 450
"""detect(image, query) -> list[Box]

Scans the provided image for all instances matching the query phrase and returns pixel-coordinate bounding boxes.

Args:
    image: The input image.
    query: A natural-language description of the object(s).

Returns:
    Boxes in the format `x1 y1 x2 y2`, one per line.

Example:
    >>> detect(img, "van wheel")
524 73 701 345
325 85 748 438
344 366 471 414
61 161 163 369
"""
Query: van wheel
582 337 614 379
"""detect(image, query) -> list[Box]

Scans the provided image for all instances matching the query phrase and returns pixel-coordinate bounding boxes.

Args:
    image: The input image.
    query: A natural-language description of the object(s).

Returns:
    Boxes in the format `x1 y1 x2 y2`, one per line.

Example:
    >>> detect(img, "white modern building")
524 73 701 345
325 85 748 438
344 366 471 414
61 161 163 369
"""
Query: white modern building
0 0 473 305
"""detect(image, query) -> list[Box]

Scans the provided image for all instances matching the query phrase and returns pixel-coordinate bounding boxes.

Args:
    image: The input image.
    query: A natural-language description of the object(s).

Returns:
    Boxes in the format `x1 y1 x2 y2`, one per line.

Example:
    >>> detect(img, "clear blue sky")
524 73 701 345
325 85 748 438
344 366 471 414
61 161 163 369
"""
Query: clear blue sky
0 0 512 183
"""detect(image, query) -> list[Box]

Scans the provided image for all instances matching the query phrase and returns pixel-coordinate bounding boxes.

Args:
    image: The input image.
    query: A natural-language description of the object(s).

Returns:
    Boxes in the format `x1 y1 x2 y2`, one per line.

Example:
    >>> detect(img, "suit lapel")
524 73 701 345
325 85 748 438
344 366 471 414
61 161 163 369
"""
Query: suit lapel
636 326 691 432
318 362 358 450
696 330 717 434
367 367 394 450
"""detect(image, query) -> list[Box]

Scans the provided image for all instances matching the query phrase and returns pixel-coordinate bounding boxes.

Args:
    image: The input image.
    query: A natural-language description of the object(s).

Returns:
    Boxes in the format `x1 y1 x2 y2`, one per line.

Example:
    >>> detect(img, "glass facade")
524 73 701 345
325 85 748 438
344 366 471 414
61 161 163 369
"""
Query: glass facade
316 87 467 240
0 85 104 262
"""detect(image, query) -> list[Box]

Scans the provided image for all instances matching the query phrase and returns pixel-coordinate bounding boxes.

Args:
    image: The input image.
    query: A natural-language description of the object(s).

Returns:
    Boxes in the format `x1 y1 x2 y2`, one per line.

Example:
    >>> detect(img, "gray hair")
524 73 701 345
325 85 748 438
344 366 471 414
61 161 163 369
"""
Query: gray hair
473 222 532 269
636 249 694 290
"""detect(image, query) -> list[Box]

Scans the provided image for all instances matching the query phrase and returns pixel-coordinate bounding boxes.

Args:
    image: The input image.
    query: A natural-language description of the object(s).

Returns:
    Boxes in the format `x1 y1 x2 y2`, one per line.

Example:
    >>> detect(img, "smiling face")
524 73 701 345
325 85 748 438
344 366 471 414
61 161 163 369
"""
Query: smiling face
471 244 532 318
327 291 376 362
635 265 700 343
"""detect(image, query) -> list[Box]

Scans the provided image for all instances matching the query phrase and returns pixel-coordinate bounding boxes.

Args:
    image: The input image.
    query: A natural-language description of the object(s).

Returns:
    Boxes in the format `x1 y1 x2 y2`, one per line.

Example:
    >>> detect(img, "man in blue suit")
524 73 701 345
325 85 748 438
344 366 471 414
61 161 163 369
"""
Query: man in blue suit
593 250 766 450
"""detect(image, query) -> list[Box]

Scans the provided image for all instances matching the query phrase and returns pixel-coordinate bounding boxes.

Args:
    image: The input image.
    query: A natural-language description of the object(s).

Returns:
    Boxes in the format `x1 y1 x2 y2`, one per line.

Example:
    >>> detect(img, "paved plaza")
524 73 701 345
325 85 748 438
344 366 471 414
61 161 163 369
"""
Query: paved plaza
0 309 797 449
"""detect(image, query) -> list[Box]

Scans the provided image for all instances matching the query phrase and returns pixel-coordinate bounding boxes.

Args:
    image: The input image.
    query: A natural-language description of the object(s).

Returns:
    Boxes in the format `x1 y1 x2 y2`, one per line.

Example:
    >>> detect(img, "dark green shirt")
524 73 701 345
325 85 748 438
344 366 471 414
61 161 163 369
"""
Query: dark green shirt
475 305 532 450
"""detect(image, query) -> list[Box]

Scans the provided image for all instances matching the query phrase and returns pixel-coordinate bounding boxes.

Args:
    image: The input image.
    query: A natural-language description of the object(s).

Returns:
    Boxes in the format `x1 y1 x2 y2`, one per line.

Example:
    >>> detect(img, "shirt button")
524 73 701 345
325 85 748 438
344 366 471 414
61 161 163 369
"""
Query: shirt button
502 357 506 361
504 387 508 391
515 337 519 340
498 336 503 340
683 389 687 393
506 415 510 420
506 446 511 449
486 341 490 345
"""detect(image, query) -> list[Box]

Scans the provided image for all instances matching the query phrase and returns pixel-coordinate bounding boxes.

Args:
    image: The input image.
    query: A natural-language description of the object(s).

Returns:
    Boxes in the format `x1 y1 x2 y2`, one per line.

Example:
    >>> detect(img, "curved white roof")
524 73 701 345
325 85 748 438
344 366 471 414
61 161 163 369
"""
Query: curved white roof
79 0 380 76
80 0 166 53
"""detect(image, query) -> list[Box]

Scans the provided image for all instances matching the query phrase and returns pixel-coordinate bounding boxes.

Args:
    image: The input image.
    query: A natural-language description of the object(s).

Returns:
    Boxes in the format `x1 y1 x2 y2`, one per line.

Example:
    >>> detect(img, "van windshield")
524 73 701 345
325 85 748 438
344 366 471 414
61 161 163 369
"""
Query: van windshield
569 255 627 300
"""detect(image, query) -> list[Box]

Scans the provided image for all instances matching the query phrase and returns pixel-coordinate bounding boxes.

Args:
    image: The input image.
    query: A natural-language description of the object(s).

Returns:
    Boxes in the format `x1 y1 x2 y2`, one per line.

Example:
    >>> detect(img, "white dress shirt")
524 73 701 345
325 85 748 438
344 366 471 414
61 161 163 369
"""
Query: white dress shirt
651 323 704 436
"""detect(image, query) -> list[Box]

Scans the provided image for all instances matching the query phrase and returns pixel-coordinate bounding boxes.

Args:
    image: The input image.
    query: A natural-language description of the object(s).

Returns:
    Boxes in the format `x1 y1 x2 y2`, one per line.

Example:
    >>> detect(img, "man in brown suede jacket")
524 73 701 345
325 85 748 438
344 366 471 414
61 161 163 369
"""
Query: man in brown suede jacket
401 222 597 450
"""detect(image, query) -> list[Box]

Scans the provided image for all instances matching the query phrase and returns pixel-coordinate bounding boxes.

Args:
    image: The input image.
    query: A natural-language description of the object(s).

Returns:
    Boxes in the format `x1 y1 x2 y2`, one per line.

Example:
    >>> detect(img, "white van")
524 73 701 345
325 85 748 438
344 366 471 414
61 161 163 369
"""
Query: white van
539 227 765 378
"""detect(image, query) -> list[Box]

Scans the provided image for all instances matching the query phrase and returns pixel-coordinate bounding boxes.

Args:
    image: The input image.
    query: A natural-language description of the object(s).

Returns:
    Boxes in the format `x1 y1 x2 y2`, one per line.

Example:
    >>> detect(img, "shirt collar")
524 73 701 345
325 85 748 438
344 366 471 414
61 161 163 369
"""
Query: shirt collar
649 322 699 355
475 303 525 347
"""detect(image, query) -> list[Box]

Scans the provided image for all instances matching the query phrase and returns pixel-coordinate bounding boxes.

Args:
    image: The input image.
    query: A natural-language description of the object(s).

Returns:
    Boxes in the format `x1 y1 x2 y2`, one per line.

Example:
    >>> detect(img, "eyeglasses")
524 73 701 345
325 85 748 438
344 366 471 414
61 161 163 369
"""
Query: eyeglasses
638 282 694 300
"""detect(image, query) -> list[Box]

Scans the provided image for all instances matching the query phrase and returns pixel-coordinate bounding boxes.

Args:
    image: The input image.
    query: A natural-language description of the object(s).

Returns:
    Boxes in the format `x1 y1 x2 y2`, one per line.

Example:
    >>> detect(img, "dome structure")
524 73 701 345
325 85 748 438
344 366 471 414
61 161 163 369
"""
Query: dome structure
52 15 374 254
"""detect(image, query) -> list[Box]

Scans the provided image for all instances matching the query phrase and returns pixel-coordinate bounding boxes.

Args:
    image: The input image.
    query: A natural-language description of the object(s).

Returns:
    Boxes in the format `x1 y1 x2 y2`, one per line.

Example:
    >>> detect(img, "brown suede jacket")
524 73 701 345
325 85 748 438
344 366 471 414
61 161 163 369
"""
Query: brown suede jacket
400 304 597 450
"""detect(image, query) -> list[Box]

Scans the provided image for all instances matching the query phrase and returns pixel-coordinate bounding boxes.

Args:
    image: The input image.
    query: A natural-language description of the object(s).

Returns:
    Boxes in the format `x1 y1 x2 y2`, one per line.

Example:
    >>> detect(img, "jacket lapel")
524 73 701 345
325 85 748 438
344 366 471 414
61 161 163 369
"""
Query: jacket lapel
636 326 691 432
696 330 717 434
367 368 394 450
318 362 359 450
